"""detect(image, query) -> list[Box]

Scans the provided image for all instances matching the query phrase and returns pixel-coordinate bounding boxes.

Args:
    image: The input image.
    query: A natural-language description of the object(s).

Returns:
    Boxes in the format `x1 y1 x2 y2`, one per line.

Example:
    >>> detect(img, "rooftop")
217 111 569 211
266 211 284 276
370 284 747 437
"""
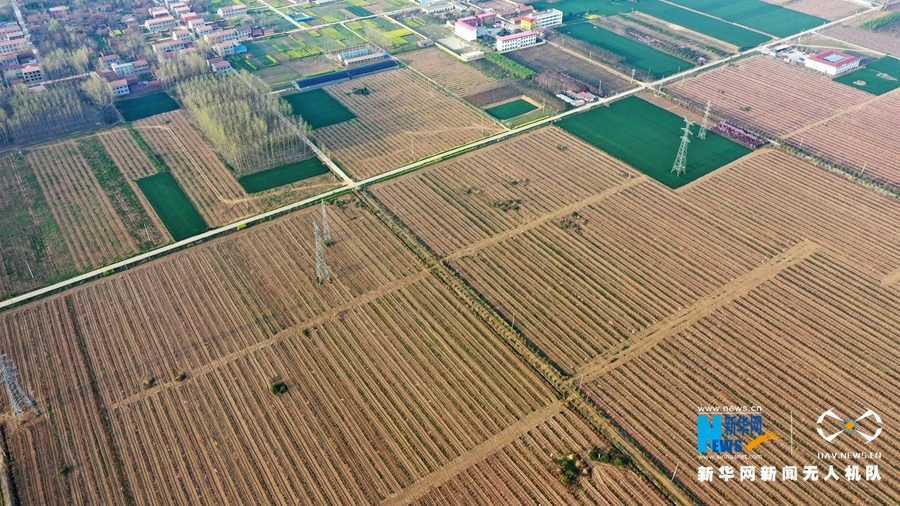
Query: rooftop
497 30 536 42
808 50 860 67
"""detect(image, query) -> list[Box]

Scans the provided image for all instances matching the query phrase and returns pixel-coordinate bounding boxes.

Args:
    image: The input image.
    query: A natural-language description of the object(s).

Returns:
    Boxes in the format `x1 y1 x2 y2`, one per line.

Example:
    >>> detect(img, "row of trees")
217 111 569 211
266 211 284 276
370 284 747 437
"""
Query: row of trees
176 72 312 176
0 77 115 147
40 47 91 80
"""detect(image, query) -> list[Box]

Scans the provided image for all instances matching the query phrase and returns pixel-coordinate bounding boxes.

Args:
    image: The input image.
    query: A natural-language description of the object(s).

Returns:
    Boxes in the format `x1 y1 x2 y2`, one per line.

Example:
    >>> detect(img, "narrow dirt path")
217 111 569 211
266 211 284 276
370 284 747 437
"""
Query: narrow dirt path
575 239 819 384
447 175 648 260
380 401 563 506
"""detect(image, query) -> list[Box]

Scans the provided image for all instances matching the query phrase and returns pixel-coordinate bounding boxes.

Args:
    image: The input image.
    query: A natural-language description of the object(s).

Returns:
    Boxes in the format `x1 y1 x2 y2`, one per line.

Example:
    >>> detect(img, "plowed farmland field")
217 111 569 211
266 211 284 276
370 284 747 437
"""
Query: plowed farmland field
134 111 259 226
785 90 900 189
314 69 503 179
0 196 662 505
0 134 171 300
583 250 900 505
374 144 900 504
398 47 502 97
409 409 669 506
666 56 872 137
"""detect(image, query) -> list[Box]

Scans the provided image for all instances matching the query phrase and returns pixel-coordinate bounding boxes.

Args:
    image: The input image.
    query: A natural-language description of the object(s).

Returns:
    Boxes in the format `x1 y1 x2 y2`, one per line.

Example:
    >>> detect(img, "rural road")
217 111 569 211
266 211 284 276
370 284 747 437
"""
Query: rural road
0 4 879 312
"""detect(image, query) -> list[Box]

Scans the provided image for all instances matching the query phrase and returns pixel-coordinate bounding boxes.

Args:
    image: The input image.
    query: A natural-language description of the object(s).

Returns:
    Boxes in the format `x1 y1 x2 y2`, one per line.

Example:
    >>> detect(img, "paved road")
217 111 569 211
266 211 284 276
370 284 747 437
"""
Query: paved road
0 4 880 311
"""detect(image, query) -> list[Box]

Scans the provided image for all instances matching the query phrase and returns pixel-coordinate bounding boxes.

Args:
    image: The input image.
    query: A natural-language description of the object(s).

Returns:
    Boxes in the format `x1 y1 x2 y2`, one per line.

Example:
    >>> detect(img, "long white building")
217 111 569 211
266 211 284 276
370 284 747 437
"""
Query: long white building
495 30 536 52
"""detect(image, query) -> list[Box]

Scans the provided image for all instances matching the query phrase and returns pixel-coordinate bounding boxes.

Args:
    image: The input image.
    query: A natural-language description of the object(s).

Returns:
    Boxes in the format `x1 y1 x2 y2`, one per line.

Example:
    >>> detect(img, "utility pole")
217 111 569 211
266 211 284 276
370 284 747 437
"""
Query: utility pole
313 220 330 284
321 201 332 245
672 117 694 176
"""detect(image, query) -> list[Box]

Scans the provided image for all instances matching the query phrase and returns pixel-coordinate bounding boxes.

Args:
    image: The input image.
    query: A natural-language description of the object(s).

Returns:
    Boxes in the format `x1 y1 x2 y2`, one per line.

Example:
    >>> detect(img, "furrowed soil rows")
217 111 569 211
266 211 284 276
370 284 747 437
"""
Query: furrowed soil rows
94 128 172 243
314 69 504 179
65 200 421 406
399 47 502 97
1 299 129 505
666 56 871 137
412 409 669 506
108 275 555 505
133 111 260 226
27 142 143 271
685 150 900 276
785 91 900 189
584 251 900 505
448 178 791 374
0 191 562 504
371 127 637 257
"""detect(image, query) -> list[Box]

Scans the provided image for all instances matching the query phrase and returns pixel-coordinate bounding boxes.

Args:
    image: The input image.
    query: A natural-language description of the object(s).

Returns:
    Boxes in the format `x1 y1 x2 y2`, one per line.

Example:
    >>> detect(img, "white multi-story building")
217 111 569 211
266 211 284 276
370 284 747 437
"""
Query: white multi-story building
495 30 536 52
110 79 130 96
111 61 135 77
172 29 193 41
145 16 176 32
804 50 860 76
520 9 562 30
0 38 28 55
217 4 247 19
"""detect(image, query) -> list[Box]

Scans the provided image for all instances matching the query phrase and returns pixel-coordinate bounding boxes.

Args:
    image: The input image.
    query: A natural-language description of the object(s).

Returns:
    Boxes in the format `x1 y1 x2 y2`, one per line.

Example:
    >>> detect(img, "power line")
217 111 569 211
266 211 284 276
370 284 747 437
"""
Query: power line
0 355 37 423
698 100 711 140
321 201 332 246
313 219 330 284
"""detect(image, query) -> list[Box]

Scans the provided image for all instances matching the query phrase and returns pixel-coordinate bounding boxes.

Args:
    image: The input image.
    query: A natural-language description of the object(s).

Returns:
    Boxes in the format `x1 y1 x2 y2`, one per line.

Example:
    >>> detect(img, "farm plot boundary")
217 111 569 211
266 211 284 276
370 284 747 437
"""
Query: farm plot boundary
136 173 208 240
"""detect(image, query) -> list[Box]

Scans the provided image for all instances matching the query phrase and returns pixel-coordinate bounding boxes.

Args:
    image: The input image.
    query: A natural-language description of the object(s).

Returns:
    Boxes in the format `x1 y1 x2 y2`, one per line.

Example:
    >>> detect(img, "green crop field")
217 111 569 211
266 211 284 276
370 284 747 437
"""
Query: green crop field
485 99 538 119
346 5 372 16
532 0 630 17
664 0 826 37
557 96 751 189
238 158 331 193
116 93 180 122
283 89 356 128
136 173 208 240
557 23 692 78
834 57 900 95
637 1 771 49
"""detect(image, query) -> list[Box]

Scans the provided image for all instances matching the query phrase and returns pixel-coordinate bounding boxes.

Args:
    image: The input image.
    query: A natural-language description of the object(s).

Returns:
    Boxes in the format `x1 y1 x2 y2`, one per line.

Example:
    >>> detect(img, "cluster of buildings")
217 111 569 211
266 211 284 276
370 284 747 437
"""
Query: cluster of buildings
767 45 861 76
451 6 562 52
0 21 42 87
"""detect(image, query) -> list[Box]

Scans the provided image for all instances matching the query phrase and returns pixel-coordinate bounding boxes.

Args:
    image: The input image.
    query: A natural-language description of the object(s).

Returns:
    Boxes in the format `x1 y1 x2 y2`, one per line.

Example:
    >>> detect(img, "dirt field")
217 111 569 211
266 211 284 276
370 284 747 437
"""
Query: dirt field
410 409 669 506
504 44 634 95
374 140 900 503
665 55 872 137
314 68 503 179
399 47 502 97
785 89 900 189
762 0 864 20
581 151 900 505
0 196 669 505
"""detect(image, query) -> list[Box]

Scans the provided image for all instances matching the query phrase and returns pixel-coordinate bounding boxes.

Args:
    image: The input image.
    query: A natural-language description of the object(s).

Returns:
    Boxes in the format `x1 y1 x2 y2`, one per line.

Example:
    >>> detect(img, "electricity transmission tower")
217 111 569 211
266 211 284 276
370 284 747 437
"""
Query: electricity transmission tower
0 355 37 422
321 201 332 246
313 220 330 284
672 118 694 176
698 100 711 140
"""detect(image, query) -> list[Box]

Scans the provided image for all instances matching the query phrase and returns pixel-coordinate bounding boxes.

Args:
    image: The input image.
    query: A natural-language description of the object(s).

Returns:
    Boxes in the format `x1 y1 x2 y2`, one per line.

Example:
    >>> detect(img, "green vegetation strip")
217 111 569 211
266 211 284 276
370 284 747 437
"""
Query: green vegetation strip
557 96 751 189
136 173 208 240
834 57 900 95
126 125 169 173
238 158 330 193
282 88 356 128
485 53 535 79
485 99 538 120
116 93 180 122
859 12 900 30
346 5 372 16
77 138 157 249
557 23 692 78
662 0 826 37
636 1 771 49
